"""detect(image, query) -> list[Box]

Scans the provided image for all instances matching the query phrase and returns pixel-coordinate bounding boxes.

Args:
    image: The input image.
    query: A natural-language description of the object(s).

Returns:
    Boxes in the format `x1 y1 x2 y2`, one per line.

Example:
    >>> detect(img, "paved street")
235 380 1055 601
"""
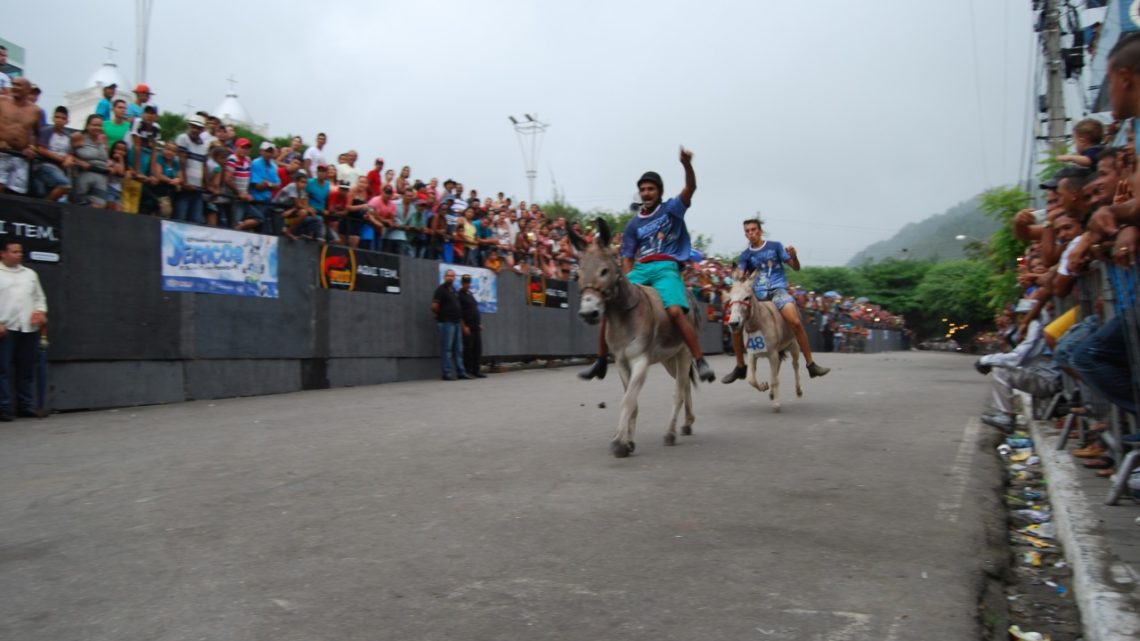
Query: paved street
0 351 1001 641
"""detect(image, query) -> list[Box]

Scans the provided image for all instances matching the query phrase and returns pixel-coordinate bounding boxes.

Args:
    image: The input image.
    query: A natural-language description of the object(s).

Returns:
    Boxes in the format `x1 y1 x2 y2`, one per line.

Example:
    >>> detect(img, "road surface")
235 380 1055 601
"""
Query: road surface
0 351 1001 640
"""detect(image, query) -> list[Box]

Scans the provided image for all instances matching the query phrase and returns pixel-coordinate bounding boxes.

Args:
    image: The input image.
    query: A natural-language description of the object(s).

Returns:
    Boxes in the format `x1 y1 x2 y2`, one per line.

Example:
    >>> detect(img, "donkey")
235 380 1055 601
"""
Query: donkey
725 272 803 412
570 220 696 457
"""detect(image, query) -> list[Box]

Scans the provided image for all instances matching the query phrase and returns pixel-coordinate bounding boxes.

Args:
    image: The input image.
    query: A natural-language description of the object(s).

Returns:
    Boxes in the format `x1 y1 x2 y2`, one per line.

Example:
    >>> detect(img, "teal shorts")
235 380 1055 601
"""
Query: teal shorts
628 260 688 310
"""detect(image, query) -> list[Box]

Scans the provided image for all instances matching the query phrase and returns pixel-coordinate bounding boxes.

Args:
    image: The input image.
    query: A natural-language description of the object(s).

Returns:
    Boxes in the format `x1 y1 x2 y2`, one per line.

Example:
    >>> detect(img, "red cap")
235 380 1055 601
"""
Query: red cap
236 138 252 148
133 83 153 94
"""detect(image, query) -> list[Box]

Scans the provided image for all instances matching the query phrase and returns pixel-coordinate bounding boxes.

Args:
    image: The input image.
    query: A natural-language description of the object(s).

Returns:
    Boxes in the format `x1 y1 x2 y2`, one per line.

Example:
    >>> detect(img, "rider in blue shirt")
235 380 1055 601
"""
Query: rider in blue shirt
722 218 830 383
579 147 716 383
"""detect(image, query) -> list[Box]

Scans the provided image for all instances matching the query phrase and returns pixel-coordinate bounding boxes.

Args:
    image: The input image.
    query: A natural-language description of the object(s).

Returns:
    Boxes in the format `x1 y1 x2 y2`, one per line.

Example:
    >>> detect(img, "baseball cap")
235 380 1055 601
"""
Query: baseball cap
259 141 276 151
187 115 206 128
294 169 308 179
236 138 252 148
104 82 118 90
133 83 153 94
1040 165 1090 190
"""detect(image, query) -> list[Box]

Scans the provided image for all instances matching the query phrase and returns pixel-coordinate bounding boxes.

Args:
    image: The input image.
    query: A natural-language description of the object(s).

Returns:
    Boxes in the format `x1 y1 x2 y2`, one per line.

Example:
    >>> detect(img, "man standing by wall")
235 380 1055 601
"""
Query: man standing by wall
458 274 485 378
432 269 473 381
0 242 47 421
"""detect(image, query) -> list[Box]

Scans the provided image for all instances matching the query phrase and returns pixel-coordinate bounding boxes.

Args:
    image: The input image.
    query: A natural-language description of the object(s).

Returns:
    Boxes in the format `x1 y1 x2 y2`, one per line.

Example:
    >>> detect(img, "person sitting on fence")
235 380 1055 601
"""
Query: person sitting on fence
1055 117 1105 169
33 106 74 202
974 298 1061 433
276 170 322 241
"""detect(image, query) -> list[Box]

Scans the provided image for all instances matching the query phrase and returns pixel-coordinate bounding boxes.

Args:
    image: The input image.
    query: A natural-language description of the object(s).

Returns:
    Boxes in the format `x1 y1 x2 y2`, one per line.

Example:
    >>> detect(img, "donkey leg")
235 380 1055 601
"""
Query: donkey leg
750 353 769 393
792 344 804 397
664 356 687 446
769 353 782 412
613 356 649 458
681 354 695 436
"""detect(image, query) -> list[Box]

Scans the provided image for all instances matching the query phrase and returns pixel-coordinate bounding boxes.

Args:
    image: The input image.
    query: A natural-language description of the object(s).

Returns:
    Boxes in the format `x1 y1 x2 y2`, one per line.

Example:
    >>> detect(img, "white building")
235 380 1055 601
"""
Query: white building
63 58 133 126
214 86 267 137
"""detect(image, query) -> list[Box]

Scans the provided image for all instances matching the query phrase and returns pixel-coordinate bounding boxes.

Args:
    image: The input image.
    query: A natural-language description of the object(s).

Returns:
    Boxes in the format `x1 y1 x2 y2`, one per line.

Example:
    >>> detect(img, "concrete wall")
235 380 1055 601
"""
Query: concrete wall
5 196 722 410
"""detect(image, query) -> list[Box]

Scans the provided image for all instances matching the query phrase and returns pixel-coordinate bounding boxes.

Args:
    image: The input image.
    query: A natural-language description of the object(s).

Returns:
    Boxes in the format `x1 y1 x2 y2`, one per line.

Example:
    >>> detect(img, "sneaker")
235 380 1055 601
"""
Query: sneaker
1073 443 1106 458
981 413 1015 433
1123 433 1140 444
974 360 992 376
458 373 475 380
721 365 747 384
695 357 716 383
474 373 488 379
806 362 830 378
578 357 608 381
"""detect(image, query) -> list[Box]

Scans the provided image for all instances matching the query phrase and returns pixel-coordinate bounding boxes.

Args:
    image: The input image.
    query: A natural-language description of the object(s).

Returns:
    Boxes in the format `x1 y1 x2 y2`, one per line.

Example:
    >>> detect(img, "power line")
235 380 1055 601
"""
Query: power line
967 0 992 187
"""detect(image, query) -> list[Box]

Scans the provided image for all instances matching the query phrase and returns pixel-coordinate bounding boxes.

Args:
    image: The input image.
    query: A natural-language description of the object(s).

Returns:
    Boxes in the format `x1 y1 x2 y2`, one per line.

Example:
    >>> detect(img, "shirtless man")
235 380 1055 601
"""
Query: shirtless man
0 77 41 195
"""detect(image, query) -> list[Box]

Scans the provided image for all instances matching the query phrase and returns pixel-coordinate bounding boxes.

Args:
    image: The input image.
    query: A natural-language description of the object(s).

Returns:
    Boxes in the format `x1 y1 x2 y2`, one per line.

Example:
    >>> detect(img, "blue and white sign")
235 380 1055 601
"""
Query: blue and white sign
161 221 279 298
439 264 497 313
745 328 768 354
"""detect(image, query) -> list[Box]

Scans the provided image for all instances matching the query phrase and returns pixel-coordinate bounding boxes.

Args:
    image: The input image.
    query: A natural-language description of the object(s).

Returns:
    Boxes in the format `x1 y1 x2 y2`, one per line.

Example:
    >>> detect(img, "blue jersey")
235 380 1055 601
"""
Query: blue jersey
620 197 691 262
738 241 792 293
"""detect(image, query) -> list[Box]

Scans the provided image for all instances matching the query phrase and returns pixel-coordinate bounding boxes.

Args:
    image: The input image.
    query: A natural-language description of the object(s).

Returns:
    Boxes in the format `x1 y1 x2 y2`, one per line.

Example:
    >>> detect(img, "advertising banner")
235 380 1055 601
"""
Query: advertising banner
319 246 401 294
527 275 569 309
0 198 62 263
438 264 497 313
161 221 278 298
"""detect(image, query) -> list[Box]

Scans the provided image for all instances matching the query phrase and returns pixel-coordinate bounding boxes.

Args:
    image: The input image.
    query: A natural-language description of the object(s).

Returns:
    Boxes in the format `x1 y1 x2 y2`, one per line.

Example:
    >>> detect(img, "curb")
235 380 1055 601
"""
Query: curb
1029 420 1140 641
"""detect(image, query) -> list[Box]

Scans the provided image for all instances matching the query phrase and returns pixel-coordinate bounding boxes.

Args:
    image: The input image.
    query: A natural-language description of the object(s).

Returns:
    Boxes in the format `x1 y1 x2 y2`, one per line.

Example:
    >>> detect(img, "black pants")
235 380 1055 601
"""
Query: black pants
0 331 37 412
463 329 482 375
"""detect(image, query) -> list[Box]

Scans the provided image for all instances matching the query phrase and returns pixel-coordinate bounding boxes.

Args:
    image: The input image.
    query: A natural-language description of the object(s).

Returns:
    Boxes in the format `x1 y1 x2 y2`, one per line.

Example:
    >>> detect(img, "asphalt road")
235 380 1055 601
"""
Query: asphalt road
0 351 1001 641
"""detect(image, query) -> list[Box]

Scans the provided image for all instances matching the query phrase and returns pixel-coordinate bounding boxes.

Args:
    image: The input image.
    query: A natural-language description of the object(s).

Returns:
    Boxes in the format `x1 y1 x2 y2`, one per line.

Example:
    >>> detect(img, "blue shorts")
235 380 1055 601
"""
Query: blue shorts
1055 314 1099 369
755 287 795 311
34 162 71 190
628 260 689 310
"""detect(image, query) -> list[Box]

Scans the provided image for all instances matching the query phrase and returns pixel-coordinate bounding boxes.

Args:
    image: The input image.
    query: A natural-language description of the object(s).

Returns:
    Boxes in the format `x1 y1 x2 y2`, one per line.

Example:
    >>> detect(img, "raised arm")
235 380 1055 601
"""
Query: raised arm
679 146 695 207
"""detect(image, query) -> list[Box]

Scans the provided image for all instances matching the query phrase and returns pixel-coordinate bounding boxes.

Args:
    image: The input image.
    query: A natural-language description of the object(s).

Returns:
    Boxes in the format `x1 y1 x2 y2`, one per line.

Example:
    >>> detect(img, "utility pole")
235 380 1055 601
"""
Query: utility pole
1042 0 1067 153
135 0 155 84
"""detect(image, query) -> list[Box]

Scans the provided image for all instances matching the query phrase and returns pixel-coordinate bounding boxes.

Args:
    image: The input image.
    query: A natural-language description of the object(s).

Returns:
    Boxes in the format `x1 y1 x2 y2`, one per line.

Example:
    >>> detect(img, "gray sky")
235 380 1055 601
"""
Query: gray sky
8 0 1037 265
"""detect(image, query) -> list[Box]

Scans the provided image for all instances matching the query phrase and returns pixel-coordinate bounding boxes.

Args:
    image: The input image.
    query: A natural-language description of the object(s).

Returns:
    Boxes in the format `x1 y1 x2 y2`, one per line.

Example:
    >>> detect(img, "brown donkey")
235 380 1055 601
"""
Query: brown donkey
570 220 697 457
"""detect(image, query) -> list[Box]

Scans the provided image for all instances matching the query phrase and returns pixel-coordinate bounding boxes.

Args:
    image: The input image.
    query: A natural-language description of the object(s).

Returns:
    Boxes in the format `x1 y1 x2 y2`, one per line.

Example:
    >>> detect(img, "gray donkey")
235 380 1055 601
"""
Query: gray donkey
724 271 803 412
570 220 697 457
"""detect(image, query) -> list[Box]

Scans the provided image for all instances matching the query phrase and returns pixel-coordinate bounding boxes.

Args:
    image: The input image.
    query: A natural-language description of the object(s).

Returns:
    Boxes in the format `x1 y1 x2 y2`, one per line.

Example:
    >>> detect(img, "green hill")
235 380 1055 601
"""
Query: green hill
846 196 1000 266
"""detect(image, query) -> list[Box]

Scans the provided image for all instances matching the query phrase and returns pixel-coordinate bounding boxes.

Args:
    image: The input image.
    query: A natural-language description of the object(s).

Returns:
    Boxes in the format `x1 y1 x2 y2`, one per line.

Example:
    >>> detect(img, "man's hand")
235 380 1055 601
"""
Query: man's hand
0 323 6 339
22 145 37 160
1014 208 1036 227
1089 207 1120 238
462 326 471 337
679 146 693 165
29 311 45 328
1116 179 1133 204
786 245 797 258
1113 225 1138 267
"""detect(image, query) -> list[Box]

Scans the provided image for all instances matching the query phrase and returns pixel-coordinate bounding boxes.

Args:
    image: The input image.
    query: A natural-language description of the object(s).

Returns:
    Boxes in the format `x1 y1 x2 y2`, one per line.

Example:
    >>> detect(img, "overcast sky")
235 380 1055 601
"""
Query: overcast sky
8 0 1041 265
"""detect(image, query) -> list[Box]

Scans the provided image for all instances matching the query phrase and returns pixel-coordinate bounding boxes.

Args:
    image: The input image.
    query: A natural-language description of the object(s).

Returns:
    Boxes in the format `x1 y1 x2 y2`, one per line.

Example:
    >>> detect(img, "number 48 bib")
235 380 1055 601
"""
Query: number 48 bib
745 329 768 354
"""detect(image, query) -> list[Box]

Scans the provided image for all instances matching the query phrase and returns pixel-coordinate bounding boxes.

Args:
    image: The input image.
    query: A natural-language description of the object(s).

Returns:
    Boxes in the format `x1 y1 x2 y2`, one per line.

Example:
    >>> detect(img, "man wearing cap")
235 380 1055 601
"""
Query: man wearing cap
224 138 255 230
579 146 716 383
94 83 117 120
175 114 210 224
127 84 154 121
458 274 486 378
247 141 281 233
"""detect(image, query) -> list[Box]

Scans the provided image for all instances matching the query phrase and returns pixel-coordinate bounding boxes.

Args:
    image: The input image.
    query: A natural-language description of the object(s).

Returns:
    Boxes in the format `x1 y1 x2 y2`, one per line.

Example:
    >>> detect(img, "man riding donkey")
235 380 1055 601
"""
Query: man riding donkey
578 146 717 384
722 217 831 384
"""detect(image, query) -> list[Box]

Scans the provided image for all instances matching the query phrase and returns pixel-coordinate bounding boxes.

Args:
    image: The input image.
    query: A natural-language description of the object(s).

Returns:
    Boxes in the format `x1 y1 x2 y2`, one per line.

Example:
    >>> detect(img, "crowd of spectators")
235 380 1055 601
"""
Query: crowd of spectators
974 33 1140 491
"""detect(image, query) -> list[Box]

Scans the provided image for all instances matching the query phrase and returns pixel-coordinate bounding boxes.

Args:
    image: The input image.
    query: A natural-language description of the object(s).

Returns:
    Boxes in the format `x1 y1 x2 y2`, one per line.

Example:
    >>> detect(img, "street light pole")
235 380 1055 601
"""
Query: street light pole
508 113 549 204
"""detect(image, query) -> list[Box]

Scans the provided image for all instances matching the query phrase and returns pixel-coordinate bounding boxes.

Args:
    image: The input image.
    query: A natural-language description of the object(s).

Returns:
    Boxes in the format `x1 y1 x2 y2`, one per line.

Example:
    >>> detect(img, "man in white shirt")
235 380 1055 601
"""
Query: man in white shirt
0 242 47 420
974 299 1059 433
303 132 328 176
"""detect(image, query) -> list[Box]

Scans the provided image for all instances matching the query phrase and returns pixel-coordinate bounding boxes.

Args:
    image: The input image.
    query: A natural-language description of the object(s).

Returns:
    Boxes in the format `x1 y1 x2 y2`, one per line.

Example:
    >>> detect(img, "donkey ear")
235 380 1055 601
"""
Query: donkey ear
595 217 612 247
567 225 588 252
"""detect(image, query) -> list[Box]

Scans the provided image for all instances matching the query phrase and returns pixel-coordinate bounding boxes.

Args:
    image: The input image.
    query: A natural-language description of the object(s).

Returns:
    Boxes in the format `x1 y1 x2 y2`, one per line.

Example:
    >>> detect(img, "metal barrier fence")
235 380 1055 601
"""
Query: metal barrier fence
1062 260 1140 504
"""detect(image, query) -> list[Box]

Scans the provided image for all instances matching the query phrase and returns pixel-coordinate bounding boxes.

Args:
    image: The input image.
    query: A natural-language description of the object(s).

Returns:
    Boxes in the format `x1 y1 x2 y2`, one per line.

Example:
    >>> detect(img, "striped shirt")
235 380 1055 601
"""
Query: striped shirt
225 154 251 196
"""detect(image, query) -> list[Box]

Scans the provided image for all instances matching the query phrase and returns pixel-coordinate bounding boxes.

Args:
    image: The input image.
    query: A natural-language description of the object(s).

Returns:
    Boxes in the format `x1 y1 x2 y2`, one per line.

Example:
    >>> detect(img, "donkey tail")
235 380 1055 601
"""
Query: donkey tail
779 350 789 362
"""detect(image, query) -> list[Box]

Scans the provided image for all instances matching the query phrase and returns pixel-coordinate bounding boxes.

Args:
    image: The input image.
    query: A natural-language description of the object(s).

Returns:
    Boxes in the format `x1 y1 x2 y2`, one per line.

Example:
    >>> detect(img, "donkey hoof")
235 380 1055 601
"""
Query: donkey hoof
796 388 803 398
768 391 775 401
611 441 634 458
664 433 676 446
771 404 782 413
681 424 692 436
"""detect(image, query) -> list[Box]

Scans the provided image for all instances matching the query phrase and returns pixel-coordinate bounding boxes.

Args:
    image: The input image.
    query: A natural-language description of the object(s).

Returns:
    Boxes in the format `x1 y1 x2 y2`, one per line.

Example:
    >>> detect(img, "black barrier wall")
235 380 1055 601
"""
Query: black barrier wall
1 196 730 410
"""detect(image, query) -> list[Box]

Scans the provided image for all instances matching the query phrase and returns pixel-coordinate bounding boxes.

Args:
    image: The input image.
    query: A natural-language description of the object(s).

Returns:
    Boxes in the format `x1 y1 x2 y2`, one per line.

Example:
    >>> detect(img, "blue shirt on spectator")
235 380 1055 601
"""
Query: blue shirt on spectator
249 157 280 202
619 196 691 263
95 98 112 120
306 178 330 212
739 240 792 293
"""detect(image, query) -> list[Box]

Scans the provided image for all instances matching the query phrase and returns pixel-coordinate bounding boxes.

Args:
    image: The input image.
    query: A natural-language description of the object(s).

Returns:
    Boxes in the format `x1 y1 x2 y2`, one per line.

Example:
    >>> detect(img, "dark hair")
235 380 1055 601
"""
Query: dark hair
84 114 103 128
196 110 209 118
2 240 21 252
1109 32 1140 73
742 217 764 228
112 99 127 108
0 46 7 52
1061 172 1093 195
1097 146 1121 167
143 105 157 115
54 105 68 116
317 132 326 138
